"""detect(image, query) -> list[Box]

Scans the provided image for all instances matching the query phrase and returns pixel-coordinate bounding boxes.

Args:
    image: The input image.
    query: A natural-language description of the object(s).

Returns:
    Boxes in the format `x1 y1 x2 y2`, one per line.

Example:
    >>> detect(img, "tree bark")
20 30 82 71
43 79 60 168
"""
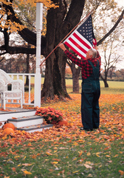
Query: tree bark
41 0 85 100
67 61 81 93
72 72 80 93
25 52 30 86
100 73 109 88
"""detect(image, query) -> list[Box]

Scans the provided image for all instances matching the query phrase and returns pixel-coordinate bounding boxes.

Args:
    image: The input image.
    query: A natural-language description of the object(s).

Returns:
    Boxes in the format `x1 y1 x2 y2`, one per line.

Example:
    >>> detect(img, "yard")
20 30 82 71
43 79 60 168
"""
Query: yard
0 81 124 177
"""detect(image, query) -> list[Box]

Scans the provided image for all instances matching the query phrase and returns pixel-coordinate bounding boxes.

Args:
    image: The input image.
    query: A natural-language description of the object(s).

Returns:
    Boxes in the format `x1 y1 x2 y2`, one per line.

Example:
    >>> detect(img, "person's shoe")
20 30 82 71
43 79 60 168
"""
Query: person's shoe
93 127 99 129
80 127 93 131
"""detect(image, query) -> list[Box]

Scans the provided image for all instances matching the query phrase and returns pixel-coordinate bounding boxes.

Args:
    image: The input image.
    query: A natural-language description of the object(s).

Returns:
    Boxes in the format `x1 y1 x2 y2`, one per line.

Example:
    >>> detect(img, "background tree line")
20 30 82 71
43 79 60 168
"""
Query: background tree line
0 0 124 100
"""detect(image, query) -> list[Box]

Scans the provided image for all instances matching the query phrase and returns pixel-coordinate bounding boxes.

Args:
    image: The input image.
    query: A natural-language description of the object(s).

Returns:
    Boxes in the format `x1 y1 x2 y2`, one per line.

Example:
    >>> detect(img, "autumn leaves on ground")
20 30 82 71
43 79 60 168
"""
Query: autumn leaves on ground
0 94 124 178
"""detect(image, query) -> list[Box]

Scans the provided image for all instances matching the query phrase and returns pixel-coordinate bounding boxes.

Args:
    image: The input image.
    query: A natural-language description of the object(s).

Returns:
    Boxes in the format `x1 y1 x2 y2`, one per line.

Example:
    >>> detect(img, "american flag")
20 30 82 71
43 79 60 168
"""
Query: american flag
64 15 96 60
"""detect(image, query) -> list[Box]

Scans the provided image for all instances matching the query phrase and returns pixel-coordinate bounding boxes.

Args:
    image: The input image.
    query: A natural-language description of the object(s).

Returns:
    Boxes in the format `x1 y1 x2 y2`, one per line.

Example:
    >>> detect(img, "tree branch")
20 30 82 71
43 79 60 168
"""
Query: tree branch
97 9 124 46
0 45 36 54
0 57 5 62
62 0 86 34
3 1 46 51
0 52 7 56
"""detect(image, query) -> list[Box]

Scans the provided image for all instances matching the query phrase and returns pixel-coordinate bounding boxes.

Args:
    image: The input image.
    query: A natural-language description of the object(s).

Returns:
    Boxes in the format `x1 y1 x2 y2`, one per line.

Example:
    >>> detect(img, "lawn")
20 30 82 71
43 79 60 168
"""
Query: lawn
0 82 124 177
65 79 124 94
30 77 124 94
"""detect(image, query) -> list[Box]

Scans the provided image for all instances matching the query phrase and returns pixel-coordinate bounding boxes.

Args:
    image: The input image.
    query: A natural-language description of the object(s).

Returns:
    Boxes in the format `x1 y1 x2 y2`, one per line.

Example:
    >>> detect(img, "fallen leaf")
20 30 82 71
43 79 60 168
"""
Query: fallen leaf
17 164 21 167
12 167 16 172
96 152 100 157
32 155 37 159
22 170 32 175
51 162 58 164
119 170 124 175
72 157 77 161
84 164 92 169
52 158 61 161
87 174 93 177
77 158 84 163
22 163 32 166
73 170 79 173
27 143 32 147
114 154 118 157
49 169 54 172
87 152 91 156
78 150 83 157
12 117 17 119
59 170 65 174
105 155 110 157
46 152 52 155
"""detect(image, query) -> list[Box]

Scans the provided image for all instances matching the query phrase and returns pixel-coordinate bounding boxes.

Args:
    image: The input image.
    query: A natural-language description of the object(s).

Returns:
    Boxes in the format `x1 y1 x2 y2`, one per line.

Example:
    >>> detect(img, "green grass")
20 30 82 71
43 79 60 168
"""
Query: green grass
2 77 123 177
12 76 123 89
65 79 124 94
100 80 124 94
0 100 124 177
0 134 124 177
29 77 124 94
13 76 123 94
100 102 124 114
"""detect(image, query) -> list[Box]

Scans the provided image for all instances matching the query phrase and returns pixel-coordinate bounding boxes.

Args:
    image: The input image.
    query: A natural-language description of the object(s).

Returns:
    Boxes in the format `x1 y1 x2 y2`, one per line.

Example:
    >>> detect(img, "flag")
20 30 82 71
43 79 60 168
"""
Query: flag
64 15 96 60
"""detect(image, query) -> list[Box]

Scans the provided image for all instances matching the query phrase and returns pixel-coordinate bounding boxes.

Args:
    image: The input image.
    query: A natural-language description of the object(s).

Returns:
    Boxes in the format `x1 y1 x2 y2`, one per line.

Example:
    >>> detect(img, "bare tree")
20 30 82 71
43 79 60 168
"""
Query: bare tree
100 37 122 87
119 69 124 80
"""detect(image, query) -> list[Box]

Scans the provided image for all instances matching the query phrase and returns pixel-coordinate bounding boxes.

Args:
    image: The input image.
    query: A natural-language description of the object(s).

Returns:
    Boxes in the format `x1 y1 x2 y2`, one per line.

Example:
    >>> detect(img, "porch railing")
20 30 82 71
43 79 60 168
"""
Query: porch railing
8 73 40 106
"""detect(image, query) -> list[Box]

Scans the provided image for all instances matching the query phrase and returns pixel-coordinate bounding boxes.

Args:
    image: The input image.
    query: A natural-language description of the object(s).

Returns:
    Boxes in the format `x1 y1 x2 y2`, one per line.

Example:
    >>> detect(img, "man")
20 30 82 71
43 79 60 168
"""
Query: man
59 43 101 131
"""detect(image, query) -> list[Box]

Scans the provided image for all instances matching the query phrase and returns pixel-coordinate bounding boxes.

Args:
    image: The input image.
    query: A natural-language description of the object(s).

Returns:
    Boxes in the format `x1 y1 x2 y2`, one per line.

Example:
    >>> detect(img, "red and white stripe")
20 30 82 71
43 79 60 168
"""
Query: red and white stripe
64 31 93 60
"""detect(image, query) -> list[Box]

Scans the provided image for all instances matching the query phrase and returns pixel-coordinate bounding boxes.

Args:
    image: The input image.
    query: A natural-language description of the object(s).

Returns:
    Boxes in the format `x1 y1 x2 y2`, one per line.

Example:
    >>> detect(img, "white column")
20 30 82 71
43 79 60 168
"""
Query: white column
34 3 43 107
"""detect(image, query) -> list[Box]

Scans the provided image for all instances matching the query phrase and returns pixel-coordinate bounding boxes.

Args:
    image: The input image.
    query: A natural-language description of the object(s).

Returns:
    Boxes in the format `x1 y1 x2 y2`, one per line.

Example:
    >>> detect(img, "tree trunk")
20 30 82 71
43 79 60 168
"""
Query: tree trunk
100 74 109 87
25 44 31 86
41 0 85 100
67 62 81 93
25 53 29 86
72 72 80 93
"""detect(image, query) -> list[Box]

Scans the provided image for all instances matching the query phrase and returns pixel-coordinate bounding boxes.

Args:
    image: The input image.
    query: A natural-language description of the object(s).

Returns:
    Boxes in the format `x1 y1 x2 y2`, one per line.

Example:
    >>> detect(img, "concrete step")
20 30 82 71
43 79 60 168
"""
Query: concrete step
17 124 53 133
7 115 43 128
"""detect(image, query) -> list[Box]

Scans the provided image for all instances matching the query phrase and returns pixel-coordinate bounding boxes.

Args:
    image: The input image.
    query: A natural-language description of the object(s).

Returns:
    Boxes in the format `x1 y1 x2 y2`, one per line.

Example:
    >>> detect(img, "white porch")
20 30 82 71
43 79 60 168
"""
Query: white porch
0 73 53 132
0 2 48 132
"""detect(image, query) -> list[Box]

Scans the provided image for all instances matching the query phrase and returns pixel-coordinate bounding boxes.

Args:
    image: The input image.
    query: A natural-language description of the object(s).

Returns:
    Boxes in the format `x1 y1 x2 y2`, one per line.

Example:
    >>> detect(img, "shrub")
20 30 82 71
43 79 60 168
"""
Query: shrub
35 107 63 124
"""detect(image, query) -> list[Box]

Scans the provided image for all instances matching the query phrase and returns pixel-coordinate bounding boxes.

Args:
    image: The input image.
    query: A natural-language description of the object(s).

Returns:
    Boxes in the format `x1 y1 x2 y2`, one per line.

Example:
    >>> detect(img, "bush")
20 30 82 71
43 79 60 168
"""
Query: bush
35 107 63 124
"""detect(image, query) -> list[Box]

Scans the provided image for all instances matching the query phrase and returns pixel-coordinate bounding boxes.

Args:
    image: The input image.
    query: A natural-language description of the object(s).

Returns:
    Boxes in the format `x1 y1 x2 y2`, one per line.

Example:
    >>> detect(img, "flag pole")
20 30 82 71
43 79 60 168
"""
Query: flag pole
40 9 94 67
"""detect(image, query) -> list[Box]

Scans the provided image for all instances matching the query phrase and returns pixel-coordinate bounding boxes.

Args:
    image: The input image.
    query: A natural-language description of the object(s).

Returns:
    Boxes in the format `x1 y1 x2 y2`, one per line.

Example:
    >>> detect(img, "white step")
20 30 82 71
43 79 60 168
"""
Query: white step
17 124 53 133
0 109 53 132
7 115 43 128
0 109 36 122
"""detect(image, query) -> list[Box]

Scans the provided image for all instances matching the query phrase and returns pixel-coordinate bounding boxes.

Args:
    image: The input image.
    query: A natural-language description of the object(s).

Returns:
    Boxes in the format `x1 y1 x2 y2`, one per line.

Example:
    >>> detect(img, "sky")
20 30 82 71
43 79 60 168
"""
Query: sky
99 0 124 70
113 0 124 69
115 0 124 7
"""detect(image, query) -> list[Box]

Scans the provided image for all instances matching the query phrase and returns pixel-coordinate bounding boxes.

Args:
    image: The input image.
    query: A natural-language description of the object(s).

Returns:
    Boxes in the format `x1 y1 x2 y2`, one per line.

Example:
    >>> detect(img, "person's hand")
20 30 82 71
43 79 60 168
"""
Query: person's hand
93 39 97 46
58 43 67 51
93 39 98 50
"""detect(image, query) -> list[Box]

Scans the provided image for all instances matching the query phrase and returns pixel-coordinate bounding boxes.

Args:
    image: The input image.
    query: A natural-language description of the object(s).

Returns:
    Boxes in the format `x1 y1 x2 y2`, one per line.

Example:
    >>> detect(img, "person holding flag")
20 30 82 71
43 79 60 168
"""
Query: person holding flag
58 14 101 131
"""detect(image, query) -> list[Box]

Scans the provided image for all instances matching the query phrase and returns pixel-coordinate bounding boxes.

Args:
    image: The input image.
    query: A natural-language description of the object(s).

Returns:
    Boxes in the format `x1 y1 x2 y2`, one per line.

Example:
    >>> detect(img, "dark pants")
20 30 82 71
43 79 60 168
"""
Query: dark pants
81 61 100 130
